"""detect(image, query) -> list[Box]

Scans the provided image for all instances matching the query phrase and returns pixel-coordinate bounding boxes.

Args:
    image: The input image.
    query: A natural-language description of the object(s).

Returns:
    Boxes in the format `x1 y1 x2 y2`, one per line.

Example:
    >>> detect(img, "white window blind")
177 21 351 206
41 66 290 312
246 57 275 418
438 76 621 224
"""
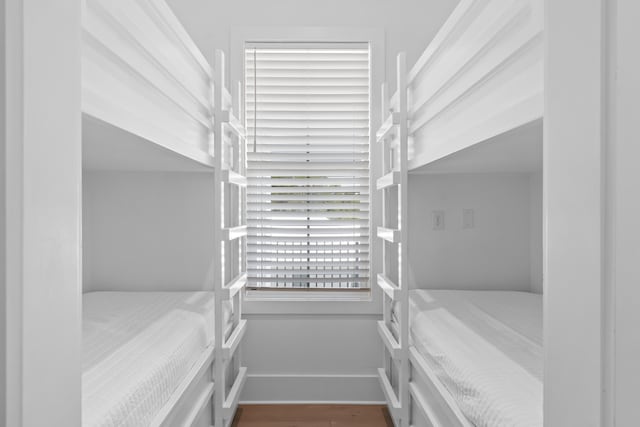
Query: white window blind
245 42 370 290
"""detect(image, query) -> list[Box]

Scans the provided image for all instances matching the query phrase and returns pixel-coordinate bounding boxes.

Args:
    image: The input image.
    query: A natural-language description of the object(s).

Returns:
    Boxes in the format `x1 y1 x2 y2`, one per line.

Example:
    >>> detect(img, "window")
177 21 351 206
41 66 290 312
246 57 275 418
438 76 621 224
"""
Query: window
245 42 370 290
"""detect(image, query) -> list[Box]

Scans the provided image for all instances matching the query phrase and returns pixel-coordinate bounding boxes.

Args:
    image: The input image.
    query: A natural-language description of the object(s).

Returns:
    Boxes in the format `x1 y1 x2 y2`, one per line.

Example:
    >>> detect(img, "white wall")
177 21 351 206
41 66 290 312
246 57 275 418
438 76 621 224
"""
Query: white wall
529 172 543 293
83 171 215 292
165 0 458 89
408 173 538 292
241 314 383 402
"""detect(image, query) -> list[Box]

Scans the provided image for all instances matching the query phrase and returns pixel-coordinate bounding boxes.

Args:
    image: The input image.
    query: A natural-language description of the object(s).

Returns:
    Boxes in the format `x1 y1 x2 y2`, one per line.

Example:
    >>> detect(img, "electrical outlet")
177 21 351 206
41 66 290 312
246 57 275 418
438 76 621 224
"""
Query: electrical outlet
463 209 474 229
432 210 445 230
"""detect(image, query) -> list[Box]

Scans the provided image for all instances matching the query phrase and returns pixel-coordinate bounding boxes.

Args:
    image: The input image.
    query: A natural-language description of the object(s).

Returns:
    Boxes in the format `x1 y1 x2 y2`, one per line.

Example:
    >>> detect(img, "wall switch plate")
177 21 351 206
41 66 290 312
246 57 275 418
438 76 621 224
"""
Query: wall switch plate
432 210 445 230
463 208 474 229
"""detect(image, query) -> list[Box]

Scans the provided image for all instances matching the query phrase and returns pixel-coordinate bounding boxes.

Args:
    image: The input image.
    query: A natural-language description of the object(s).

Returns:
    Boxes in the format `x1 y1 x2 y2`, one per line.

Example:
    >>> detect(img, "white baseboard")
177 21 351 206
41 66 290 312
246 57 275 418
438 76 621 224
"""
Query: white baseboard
240 373 385 404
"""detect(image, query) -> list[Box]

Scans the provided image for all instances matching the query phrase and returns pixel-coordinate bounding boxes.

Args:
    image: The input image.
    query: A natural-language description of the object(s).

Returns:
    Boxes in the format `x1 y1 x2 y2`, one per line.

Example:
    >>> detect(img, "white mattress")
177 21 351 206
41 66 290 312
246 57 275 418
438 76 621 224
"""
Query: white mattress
82 291 231 427
408 290 543 427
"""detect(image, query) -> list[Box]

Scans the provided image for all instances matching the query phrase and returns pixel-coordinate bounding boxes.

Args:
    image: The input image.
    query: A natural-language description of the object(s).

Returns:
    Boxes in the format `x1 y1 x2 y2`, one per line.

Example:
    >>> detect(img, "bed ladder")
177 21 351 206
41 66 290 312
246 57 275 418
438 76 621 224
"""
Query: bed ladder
376 52 410 427
213 49 248 427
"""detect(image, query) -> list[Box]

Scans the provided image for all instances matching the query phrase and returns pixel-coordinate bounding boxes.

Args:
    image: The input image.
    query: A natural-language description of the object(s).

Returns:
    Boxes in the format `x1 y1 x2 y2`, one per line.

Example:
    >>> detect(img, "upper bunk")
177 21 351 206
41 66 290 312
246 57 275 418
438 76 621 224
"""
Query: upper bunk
383 0 543 172
82 0 244 172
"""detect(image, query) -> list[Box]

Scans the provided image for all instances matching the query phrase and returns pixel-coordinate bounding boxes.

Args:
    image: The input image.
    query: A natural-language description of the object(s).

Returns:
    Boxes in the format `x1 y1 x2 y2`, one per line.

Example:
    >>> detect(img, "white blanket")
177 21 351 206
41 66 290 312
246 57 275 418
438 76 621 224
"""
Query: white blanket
82 291 230 427
409 290 543 427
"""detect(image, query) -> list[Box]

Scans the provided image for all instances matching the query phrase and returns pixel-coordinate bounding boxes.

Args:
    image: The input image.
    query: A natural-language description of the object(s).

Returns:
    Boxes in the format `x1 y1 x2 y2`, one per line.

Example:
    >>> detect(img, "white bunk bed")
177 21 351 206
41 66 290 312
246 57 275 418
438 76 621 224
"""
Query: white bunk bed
81 1 248 426
375 0 543 426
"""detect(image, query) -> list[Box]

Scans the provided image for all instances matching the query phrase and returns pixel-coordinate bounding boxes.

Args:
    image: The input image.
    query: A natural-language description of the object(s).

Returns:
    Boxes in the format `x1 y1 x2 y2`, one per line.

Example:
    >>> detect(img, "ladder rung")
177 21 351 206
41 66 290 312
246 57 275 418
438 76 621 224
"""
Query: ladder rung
377 320 401 358
223 225 247 241
222 319 247 360
221 110 246 138
223 170 247 187
376 171 401 190
377 274 400 300
223 273 247 299
376 112 401 143
223 367 248 419
377 227 400 243
377 368 401 414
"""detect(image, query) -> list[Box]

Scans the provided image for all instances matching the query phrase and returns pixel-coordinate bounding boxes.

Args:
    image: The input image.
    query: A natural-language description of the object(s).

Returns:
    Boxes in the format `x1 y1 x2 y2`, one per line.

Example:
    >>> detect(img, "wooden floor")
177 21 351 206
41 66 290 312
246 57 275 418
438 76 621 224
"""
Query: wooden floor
231 404 394 427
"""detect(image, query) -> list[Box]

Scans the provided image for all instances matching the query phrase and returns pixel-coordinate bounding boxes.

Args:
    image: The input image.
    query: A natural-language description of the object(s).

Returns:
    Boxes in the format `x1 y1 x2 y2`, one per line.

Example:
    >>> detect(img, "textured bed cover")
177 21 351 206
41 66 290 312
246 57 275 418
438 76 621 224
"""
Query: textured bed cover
82 291 231 427
409 289 543 427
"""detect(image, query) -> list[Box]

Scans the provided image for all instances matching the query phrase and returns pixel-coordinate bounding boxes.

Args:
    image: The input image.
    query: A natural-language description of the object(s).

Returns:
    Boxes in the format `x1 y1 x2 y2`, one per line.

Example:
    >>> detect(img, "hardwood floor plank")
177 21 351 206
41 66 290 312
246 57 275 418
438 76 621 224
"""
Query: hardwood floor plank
232 404 393 427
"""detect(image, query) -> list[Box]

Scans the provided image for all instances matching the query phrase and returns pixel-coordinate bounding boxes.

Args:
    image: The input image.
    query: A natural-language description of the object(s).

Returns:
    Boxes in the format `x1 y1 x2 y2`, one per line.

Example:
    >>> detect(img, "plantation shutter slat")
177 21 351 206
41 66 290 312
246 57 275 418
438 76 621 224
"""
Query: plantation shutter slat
245 43 370 290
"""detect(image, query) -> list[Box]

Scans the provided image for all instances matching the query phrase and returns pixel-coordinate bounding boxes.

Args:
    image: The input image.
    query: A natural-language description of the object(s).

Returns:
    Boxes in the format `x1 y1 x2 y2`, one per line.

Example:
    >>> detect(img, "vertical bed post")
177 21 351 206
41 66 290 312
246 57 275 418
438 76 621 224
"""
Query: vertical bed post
397 52 410 427
212 48 226 427
213 49 248 427
375 52 409 427
380 82 392 388
233 79 245 383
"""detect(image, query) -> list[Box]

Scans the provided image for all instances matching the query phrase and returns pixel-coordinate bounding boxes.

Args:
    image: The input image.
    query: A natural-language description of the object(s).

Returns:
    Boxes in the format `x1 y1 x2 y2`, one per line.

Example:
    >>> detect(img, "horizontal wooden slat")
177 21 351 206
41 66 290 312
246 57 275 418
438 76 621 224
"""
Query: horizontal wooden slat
249 276 370 284
378 320 401 358
247 260 369 268
249 193 369 202
248 236 369 244
377 274 401 300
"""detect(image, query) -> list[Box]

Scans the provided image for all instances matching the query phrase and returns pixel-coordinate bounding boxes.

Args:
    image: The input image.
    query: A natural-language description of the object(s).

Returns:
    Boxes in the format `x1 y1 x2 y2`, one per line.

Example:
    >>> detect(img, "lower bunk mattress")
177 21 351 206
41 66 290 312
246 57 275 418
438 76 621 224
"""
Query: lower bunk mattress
408 289 543 427
82 291 231 427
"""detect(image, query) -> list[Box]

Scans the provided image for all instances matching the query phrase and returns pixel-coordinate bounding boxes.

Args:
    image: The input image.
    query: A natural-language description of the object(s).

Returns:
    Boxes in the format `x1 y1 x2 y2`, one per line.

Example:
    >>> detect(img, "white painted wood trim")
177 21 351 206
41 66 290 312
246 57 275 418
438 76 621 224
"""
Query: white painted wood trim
181 382 214 427
544 0 604 425
377 369 401 417
377 321 401 358
223 367 247 418
6 0 83 424
409 347 473 427
222 319 247 361
213 49 248 427
82 0 215 170
377 53 410 427
223 273 247 299
406 0 543 172
222 225 248 241
376 172 401 191
376 112 401 143
377 227 401 244
376 274 400 300
229 26 385 312
151 346 215 427
240 373 384 404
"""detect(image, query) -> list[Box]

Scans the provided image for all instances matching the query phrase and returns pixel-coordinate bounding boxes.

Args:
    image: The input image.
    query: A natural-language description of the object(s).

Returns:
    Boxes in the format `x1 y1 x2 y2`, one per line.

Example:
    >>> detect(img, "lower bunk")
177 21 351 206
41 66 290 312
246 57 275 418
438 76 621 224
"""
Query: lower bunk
399 290 542 427
82 291 233 427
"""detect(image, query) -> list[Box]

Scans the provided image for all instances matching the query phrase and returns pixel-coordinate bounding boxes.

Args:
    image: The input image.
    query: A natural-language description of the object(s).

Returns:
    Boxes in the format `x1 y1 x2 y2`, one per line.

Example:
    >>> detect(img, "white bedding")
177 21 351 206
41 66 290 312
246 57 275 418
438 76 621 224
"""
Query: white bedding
408 289 543 427
82 291 231 427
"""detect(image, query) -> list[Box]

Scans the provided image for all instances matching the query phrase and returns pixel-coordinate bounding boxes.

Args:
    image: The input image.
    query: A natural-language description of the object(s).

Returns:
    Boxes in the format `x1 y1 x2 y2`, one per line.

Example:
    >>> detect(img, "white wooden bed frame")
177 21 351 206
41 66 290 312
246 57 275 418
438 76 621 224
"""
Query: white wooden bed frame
375 0 542 425
82 1 248 426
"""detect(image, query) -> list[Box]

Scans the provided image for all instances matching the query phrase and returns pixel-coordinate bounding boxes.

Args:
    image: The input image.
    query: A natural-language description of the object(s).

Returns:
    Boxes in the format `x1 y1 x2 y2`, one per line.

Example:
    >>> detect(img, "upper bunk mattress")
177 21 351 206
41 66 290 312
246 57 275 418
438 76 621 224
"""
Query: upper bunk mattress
409 289 542 427
82 291 231 427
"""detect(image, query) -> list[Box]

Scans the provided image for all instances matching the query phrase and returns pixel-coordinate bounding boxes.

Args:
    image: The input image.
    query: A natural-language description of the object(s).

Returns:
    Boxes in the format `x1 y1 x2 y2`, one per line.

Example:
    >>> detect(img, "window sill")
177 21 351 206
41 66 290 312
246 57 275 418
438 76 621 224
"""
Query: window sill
242 289 381 315
245 289 371 302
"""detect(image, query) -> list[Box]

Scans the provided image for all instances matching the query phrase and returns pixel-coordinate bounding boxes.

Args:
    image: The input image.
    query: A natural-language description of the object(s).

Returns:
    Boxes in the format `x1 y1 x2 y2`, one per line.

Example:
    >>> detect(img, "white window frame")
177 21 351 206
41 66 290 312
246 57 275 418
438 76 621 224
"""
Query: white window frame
230 27 384 313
